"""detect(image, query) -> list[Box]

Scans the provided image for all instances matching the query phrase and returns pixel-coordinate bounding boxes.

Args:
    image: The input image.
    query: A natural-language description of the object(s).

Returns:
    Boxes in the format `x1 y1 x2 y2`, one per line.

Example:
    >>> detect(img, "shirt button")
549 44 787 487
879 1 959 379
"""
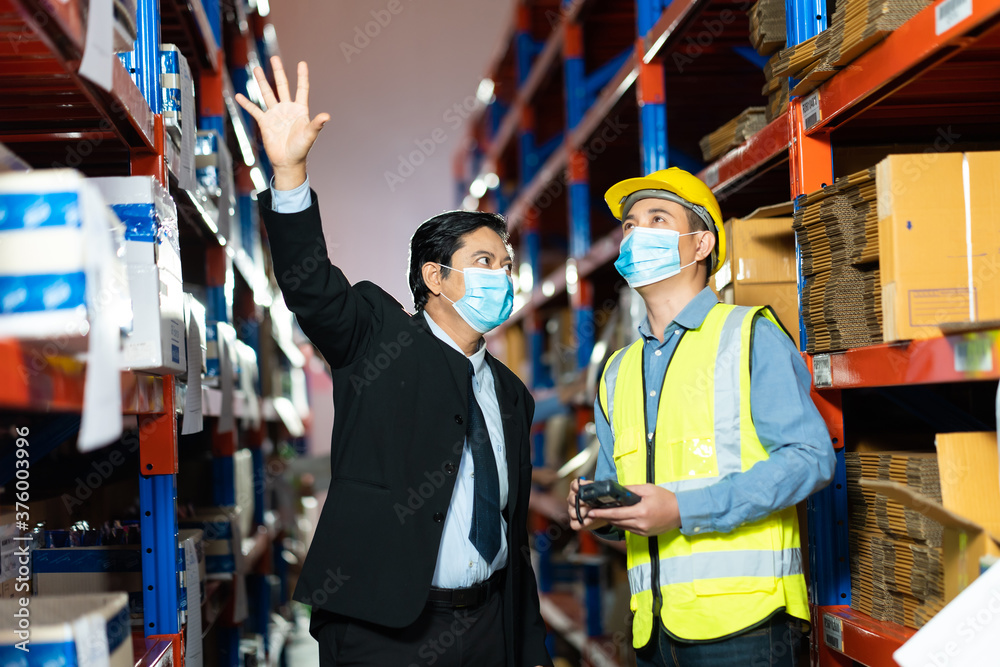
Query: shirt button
433 512 444 523
693 526 701 533
454 415 463 425
649 390 656 397
654 350 662 356
674 330 681 336
647 432 654 440
469 561 474 568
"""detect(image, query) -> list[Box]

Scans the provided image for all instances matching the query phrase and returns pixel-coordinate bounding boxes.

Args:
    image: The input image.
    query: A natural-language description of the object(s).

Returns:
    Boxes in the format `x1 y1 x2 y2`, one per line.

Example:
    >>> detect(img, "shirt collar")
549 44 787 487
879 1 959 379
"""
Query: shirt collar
638 286 720 341
422 310 488 376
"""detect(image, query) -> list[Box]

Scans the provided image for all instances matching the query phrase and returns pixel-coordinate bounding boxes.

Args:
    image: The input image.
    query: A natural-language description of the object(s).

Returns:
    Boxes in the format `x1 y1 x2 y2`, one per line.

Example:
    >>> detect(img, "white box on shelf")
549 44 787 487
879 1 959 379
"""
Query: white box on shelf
161 44 196 191
92 176 186 375
0 593 134 667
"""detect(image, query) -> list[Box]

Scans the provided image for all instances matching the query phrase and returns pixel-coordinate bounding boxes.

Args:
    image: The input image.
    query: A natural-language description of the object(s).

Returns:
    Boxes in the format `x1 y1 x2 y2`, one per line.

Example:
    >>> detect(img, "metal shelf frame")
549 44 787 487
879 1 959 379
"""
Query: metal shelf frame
459 0 1000 664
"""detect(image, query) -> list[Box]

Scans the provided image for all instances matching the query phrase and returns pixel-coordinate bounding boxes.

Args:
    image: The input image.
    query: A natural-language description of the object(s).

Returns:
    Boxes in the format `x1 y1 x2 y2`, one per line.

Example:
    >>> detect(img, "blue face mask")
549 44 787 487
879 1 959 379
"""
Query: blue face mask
439 264 514 333
614 227 699 288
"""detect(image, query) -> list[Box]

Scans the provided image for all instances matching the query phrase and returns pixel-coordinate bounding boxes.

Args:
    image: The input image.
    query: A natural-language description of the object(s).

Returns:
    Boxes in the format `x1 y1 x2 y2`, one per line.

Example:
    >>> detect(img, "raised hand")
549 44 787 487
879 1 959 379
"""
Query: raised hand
235 56 330 191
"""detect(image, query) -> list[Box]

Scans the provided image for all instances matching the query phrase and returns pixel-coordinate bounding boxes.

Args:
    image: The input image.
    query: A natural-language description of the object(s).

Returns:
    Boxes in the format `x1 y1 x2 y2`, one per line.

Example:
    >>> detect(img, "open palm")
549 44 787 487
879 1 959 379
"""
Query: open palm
235 57 329 189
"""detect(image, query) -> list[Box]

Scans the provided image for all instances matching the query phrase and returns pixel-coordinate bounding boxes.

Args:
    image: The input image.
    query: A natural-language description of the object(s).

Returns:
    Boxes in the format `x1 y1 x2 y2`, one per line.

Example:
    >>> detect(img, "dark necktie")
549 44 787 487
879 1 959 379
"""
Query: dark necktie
466 361 501 563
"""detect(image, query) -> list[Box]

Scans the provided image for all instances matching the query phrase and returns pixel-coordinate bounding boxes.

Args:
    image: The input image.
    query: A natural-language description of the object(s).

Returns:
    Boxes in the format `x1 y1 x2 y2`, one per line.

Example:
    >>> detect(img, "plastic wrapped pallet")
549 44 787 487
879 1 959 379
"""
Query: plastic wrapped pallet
0 170 130 451
0 593 133 667
92 176 186 374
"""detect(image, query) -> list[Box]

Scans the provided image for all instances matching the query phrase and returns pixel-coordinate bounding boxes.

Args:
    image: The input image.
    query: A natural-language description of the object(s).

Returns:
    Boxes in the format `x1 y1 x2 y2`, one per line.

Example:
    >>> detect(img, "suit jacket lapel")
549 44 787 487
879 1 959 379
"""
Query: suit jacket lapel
487 353 522 516
412 311 468 401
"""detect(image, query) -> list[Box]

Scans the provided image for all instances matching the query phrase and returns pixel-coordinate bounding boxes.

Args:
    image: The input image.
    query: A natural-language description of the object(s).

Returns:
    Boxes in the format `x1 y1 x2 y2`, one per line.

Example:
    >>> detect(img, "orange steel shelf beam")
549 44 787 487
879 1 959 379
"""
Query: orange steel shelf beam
807 328 1000 389
816 606 916 667
811 0 1000 132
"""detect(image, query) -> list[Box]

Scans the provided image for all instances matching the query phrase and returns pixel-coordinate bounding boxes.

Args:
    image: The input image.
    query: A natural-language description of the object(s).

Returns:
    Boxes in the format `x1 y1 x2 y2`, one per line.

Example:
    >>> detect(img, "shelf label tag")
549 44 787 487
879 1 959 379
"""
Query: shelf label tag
823 613 844 652
954 336 993 373
936 0 973 35
704 163 720 189
802 92 822 130
813 354 833 388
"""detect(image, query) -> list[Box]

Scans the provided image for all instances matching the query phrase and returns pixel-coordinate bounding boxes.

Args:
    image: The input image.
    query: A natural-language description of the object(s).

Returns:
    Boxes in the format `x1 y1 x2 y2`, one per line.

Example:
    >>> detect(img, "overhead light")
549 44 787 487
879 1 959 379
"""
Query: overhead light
590 340 608 365
566 260 578 295
470 178 487 198
262 24 278 52
250 166 267 192
257 0 270 17
476 78 495 104
461 195 480 211
484 172 500 189
542 280 555 297
519 264 534 293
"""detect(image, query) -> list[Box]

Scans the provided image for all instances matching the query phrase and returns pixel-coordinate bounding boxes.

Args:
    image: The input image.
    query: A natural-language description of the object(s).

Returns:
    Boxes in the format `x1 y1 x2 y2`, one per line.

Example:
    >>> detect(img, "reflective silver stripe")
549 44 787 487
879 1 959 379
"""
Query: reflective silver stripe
626 548 803 594
713 306 753 479
602 347 629 427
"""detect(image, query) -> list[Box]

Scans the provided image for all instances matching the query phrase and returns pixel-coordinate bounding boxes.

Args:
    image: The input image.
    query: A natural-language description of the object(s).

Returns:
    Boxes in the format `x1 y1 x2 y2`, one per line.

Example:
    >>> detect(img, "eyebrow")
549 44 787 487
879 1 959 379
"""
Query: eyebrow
624 207 674 222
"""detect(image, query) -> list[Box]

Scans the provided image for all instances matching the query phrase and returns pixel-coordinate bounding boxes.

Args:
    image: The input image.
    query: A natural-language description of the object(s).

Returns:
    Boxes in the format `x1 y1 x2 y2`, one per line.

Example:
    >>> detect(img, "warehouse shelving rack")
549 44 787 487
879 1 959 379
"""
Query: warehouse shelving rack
0 0 308 665
457 0 1000 665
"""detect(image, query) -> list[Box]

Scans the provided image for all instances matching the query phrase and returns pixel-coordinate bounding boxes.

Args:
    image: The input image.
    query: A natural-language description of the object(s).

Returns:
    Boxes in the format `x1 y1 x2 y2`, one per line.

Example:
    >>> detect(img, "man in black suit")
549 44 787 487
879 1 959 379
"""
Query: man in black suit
236 57 552 667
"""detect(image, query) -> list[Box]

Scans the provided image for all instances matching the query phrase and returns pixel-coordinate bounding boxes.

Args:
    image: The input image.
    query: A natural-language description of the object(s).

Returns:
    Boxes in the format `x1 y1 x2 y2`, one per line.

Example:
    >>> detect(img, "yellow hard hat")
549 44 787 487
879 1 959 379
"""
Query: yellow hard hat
604 167 727 275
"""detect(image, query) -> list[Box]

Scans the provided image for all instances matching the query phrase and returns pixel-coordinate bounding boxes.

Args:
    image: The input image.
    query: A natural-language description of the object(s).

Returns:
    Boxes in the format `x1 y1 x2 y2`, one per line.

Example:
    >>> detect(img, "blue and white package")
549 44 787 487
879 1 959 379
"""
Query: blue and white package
92 176 186 374
161 44 197 191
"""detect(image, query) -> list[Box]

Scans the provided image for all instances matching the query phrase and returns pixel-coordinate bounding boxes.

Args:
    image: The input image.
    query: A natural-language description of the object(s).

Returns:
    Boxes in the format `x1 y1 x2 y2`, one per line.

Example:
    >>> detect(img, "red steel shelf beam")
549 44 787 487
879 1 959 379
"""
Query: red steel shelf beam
810 0 1000 133
0 341 167 414
816 606 916 667
697 113 792 197
132 637 174 667
808 328 1000 389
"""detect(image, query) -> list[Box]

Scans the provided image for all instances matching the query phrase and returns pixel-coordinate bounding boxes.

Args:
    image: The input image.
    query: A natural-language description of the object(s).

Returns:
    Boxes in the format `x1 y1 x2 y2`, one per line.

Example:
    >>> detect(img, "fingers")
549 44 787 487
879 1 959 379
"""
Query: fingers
295 61 310 107
253 66 278 109
271 56 291 103
310 112 330 133
234 93 264 122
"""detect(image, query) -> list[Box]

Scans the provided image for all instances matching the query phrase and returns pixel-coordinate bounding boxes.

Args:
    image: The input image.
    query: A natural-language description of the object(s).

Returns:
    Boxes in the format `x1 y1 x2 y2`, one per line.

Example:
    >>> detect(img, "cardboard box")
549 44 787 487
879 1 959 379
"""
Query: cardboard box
876 152 1000 342
32 544 144 626
863 431 1000 604
716 203 800 347
93 176 186 374
160 44 196 190
179 506 244 578
0 593 134 667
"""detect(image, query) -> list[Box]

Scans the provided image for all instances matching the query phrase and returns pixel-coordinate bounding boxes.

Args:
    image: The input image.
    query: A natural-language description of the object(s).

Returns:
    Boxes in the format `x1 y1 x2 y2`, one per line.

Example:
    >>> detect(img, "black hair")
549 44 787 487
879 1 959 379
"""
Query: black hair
408 210 510 311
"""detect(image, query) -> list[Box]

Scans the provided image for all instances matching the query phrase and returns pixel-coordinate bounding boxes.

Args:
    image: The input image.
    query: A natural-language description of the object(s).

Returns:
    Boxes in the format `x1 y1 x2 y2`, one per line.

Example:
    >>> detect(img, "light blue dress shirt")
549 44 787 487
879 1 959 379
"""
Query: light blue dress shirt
271 180 509 588
594 286 835 537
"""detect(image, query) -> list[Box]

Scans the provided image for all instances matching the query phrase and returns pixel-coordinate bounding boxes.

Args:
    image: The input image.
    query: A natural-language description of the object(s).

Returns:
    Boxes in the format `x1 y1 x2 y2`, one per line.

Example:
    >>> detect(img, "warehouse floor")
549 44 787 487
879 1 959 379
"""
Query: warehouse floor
284 607 320 667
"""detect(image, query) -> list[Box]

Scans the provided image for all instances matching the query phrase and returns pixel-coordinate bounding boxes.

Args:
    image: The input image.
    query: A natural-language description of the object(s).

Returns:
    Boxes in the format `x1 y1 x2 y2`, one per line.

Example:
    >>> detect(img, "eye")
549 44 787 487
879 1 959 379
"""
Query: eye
623 222 634 231
654 216 665 224
477 256 490 266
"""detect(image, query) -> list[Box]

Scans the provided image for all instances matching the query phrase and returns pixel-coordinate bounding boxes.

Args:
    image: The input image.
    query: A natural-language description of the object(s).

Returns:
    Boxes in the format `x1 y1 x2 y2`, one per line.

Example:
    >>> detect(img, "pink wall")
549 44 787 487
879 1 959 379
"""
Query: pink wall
268 0 515 309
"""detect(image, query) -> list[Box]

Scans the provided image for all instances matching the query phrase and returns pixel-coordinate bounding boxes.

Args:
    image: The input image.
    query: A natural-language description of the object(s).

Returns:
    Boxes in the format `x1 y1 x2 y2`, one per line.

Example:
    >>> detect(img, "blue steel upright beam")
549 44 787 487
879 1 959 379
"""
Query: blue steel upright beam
132 0 162 113
786 0 827 46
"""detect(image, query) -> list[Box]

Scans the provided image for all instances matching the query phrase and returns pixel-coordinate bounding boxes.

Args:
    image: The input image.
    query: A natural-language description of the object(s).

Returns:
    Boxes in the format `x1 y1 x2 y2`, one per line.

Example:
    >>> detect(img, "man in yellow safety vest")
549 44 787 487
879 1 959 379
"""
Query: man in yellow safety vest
567 168 836 666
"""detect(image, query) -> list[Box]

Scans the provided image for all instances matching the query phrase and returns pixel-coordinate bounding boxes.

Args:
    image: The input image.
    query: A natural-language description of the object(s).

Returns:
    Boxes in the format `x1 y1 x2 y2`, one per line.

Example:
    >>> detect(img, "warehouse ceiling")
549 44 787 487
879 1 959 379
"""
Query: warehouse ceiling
268 0 515 309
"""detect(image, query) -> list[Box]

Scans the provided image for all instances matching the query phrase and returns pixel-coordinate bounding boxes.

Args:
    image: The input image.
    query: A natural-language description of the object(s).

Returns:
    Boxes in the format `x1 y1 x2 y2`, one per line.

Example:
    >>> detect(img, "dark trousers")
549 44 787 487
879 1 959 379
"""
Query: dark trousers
311 589 506 667
635 613 808 667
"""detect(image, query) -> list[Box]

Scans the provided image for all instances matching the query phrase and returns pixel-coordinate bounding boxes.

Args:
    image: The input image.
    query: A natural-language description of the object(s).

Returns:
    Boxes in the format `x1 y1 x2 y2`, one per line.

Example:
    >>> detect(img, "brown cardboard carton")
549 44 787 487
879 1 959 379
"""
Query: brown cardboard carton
862 431 1000 603
876 152 1000 342
717 203 800 346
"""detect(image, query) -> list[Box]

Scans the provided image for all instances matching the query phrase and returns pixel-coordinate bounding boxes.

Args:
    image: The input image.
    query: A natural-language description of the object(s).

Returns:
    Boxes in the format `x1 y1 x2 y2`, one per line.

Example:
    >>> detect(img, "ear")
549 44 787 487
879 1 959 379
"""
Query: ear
422 262 443 297
694 230 716 263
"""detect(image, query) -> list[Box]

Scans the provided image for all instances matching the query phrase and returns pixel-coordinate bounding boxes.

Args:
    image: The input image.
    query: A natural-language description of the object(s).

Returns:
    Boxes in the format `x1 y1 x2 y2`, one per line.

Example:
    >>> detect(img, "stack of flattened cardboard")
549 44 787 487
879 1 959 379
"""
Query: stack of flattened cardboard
794 167 883 353
698 107 768 162
762 74 789 123
845 451 945 628
767 0 932 97
749 0 786 55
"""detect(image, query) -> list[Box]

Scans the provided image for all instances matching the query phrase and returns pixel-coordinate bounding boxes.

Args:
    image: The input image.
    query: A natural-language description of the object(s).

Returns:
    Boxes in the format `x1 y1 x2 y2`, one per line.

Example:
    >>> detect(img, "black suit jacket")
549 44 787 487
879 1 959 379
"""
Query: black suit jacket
259 191 552 666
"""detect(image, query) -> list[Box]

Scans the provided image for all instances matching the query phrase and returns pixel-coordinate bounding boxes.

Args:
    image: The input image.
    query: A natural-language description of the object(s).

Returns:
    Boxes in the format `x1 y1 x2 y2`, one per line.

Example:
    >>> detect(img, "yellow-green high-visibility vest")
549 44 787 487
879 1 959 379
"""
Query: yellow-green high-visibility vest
597 303 809 647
